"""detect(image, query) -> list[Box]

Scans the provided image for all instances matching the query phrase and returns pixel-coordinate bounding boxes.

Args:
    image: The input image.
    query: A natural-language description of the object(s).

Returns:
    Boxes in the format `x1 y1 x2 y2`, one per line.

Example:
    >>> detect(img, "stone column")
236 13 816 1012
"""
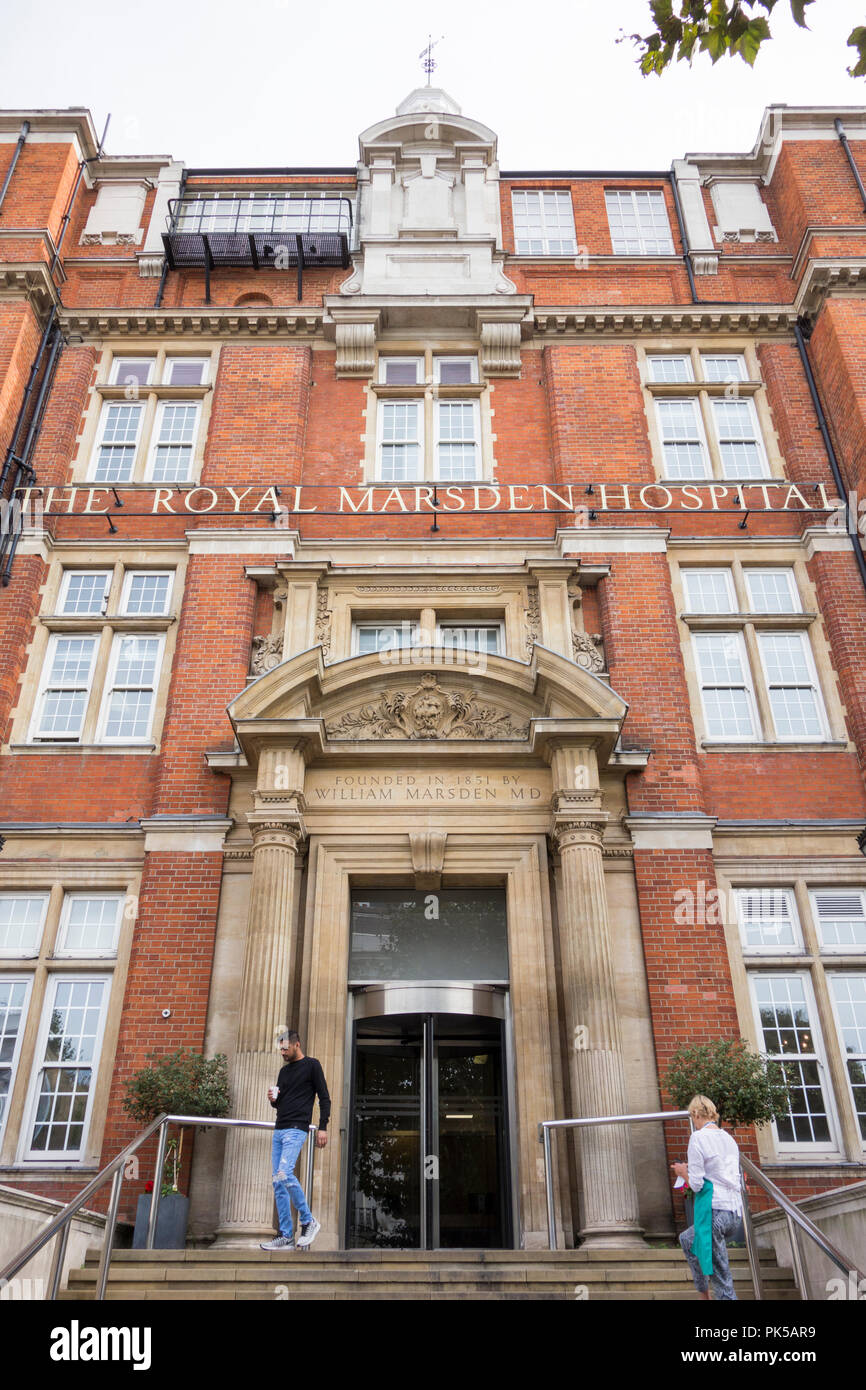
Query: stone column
551 790 644 1246
217 812 305 1243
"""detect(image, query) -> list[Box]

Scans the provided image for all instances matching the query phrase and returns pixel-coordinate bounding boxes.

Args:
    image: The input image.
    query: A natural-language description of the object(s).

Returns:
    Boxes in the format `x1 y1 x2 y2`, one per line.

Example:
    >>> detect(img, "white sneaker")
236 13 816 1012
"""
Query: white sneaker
297 1217 320 1248
259 1235 295 1251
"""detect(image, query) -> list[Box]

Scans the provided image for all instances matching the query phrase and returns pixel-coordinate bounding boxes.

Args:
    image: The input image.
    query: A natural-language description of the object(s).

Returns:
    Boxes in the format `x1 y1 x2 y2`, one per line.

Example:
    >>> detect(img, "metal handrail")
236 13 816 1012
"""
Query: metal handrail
0 1113 318 1301
538 1110 866 1301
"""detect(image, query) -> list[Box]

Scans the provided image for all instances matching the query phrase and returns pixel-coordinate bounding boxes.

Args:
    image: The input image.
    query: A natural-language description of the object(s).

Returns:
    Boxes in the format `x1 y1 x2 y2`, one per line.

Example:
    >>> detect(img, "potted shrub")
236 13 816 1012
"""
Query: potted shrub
123 1049 230 1249
663 1038 789 1232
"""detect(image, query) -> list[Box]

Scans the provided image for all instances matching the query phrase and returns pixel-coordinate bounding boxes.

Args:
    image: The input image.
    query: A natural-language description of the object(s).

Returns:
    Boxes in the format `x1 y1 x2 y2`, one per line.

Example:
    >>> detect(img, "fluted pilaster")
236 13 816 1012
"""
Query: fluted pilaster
217 816 304 1242
552 814 643 1245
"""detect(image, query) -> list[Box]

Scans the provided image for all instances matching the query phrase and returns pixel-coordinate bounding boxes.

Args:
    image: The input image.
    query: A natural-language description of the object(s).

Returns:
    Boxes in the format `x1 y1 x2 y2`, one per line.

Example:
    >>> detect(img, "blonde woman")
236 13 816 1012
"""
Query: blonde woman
672 1095 742 1302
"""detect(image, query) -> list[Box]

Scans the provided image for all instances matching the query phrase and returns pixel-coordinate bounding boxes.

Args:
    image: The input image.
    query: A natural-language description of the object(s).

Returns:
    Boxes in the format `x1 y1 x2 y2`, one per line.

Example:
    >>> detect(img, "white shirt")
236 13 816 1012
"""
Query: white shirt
687 1123 742 1212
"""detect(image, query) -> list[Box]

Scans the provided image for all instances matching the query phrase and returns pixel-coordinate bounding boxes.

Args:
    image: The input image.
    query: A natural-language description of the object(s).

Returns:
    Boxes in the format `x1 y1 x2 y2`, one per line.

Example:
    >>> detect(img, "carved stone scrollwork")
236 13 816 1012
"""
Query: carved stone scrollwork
409 830 447 889
251 632 283 676
335 320 376 374
571 630 605 673
325 671 529 741
524 585 540 660
480 320 521 376
315 587 332 660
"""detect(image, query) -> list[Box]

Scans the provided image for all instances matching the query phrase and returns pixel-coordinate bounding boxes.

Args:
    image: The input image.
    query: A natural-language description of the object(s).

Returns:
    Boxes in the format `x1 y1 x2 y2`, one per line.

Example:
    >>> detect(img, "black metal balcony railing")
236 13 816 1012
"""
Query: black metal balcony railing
162 195 354 302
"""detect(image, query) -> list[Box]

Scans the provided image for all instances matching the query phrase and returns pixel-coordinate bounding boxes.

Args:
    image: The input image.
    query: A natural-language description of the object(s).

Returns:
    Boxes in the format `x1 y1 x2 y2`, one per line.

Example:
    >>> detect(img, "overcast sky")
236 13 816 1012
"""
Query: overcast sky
1 0 864 169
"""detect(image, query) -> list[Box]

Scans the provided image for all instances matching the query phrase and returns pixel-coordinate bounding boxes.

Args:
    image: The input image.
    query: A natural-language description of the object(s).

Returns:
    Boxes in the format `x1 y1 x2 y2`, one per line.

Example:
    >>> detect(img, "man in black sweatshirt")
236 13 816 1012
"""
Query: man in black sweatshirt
259 1030 330 1251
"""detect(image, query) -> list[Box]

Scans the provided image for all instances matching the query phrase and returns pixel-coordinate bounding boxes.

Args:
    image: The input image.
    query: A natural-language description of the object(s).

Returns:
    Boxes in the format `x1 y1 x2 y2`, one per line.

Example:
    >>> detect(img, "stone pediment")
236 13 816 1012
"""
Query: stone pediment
226 646 629 767
323 672 529 742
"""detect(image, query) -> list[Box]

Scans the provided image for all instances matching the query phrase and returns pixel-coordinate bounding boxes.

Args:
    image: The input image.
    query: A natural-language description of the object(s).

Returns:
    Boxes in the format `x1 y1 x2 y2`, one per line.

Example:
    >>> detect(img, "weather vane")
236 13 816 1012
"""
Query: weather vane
419 34 444 85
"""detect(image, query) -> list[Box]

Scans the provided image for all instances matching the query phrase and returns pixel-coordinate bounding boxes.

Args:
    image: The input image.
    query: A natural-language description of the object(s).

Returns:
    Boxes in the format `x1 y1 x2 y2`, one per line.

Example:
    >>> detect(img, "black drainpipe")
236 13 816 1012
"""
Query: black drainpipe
834 119 866 215
0 121 30 217
794 318 866 602
668 166 699 304
0 304 58 496
0 320 63 586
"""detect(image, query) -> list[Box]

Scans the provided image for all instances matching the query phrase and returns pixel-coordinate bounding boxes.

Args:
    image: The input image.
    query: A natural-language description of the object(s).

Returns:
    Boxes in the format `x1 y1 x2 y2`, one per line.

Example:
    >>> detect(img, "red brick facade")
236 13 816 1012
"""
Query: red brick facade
1 98 865 1245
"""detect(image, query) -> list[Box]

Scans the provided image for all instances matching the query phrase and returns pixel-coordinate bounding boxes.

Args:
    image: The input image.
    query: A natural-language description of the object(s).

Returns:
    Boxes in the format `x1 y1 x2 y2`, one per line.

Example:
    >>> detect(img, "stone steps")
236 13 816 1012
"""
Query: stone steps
61 1247 799 1301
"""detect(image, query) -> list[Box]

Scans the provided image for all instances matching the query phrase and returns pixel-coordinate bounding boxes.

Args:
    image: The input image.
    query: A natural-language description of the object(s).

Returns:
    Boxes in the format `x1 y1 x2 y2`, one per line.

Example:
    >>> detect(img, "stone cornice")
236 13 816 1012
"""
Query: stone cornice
60 307 324 340
0 262 60 311
795 258 866 325
531 306 797 337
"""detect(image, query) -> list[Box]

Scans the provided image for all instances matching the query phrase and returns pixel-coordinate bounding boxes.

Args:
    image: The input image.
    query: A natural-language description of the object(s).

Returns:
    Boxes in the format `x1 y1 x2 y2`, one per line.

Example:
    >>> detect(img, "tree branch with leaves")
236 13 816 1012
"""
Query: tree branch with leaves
622 2 866 78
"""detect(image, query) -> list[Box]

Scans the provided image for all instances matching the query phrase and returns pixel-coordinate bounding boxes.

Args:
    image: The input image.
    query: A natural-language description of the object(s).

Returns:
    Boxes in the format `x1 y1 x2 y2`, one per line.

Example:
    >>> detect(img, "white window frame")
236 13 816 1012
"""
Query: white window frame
700 353 748 383
735 887 804 956
826 971 866 1146
20 973 111 1163
58 570 112 616
378 356 423 386
756 629 829 743
436 621 504 654
120 569 174 617
29 632 99 744
145 399 201 484
376 399 424 482
681 568 737 614
655 397 711 480
55 894 123 960
96 632 165 745
433 356 479 385
511 190 577 255
809 889 866 955
353 622 421 656
0 975 33 1145
108 356 154 388
710 394 769 480
163 356 209 387
0 893 50 959
605 189 675 255
744 568 801 614
89 400 145 484
748 971 840 1154
647 354 694 384
434 398 481 481
693 630 759 742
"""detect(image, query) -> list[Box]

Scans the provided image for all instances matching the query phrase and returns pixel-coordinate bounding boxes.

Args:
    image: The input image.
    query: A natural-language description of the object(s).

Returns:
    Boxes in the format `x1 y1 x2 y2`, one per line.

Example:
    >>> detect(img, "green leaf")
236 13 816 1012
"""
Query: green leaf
848 26 866 79
789 0 815 28
700 26 730 63
734 16 772 65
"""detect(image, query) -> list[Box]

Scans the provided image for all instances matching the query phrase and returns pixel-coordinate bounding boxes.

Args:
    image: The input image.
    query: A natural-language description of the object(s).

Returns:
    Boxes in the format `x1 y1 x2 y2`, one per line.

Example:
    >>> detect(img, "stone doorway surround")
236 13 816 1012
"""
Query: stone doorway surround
209 644 647 1249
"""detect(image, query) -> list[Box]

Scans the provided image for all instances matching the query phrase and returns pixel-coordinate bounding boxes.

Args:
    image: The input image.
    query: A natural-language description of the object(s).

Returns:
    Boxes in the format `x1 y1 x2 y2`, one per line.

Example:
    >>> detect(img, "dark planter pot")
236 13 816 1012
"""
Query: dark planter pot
132 1193 189 1250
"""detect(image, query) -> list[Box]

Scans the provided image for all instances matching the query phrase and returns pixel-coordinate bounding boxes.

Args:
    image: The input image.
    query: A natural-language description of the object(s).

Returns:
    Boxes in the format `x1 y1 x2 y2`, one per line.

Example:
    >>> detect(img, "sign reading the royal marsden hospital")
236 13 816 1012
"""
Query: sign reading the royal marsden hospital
11 479 847 516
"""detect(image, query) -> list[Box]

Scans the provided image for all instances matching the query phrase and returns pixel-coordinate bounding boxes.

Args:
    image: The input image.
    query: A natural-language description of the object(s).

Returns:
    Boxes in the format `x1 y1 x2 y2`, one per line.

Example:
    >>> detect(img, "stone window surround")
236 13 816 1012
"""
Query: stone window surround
716 859 866 1164
73 343 220 488
8 547 185 756
640 342 784 485
0 867 139 1174
315 569 596 668
670 549 848 752
362 344 496 486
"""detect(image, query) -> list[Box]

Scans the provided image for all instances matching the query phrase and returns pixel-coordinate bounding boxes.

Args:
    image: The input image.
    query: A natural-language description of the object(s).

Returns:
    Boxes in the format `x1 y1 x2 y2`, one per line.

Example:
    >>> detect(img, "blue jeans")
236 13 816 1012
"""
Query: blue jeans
679 1207 740 1300
271 1127 311 1239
